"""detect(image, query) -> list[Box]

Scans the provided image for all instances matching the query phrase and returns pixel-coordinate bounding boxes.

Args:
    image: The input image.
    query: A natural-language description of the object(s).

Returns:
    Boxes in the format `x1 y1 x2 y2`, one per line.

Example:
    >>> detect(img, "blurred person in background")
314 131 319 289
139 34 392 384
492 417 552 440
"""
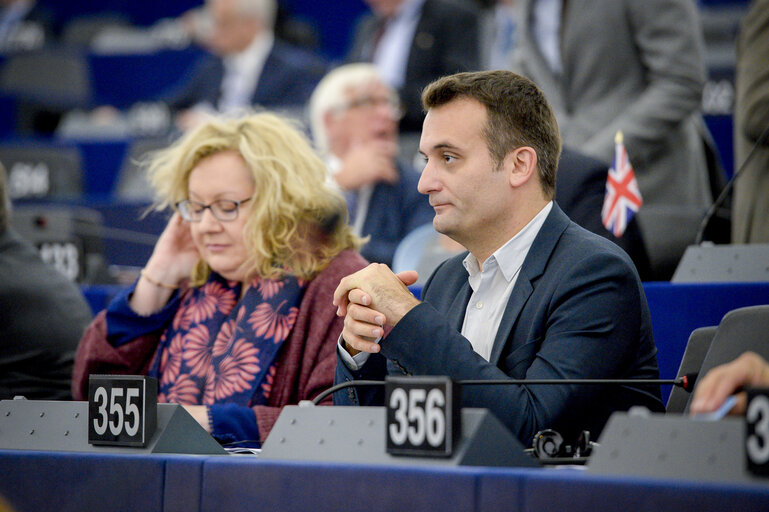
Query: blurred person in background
0 161 92 400
0 0 55 53
479 0 518 71
164 0 327 131
72 112 367 447
347 0 481 136
691 351 769 416
731 0 769 244
511 0 713 279
309 63 433 267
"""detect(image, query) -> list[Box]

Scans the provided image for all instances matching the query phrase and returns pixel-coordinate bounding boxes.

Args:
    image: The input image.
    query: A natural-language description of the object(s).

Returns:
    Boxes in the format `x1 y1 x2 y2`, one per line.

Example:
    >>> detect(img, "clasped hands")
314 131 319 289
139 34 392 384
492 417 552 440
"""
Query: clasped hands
333 263 421 356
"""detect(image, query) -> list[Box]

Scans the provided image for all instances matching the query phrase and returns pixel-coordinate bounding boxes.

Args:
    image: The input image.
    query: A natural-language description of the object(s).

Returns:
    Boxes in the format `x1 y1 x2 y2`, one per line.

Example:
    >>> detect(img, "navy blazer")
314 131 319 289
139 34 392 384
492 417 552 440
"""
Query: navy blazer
163 40 327 111
336 203 664 444
359 163 434 267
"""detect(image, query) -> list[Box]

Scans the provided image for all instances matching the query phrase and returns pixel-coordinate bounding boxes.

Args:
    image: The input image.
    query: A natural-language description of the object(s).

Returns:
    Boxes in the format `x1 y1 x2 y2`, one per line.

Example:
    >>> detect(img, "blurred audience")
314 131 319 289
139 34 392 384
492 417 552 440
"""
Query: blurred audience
71 112 367 447
511 0 713 279
0 161 93 400
309 63 433 267
0 0 54 53
690 351 769 416
161 0 327 131
347 0 481 134
731 0 769 244
479 0 517 70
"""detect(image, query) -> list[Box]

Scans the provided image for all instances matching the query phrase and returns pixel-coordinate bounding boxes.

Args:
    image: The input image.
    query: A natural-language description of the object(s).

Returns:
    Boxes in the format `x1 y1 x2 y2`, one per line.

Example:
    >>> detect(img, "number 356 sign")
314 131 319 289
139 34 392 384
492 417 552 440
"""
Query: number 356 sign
385 376 460 457
88 375 158 447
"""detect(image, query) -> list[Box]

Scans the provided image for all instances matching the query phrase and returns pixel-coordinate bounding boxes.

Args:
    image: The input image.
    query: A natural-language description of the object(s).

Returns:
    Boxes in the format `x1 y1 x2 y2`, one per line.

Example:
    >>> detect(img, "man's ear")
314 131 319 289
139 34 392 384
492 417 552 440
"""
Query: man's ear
506 146 538 189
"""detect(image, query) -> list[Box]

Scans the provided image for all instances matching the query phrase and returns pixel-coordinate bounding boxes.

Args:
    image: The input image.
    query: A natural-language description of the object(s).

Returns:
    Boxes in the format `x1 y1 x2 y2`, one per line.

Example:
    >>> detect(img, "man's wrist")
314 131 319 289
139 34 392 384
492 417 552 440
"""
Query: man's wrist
343 338 361 357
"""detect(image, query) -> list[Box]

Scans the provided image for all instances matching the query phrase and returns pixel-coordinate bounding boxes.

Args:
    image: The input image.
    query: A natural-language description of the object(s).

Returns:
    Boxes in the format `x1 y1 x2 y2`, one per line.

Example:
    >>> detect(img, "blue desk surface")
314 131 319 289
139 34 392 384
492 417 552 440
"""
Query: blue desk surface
1 450 768 512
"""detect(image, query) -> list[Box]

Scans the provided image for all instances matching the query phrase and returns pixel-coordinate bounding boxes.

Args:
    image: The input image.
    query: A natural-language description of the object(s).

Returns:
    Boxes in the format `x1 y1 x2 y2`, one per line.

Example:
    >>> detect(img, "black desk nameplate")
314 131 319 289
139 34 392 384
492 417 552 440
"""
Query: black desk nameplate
746 388 769 477
385 376 460 457
88 375 158 447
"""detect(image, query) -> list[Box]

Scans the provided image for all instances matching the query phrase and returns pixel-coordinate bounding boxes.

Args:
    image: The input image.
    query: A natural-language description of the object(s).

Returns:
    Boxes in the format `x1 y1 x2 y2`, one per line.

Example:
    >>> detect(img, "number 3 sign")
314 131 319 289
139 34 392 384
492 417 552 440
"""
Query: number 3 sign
385 376 460 457
88 375 158 447
747 388 769 476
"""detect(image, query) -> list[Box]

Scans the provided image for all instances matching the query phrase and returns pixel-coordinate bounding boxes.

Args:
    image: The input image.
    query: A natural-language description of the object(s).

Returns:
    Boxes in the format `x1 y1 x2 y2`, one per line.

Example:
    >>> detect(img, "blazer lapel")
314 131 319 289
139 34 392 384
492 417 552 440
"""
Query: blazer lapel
447 280 472 332
488 204 571 365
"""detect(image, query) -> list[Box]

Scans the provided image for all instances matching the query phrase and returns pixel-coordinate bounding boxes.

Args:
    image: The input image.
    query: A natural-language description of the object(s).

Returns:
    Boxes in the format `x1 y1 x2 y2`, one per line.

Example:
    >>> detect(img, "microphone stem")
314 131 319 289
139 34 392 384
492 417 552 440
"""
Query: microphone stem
458 378 681 386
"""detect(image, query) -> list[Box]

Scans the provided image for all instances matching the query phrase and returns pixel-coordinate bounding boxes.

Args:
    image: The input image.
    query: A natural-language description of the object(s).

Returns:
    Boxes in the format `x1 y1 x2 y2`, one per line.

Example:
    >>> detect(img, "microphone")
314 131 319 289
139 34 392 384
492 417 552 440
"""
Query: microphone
694 122 769 245
310 373 698 406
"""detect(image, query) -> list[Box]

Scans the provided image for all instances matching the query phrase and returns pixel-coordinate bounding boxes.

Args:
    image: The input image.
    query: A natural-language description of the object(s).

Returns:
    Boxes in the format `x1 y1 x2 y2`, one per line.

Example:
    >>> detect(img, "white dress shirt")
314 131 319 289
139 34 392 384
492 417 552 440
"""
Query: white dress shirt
532 0 563 75
217 31 274 113
372 0 425 90
326 156 373 236
461 202 552 360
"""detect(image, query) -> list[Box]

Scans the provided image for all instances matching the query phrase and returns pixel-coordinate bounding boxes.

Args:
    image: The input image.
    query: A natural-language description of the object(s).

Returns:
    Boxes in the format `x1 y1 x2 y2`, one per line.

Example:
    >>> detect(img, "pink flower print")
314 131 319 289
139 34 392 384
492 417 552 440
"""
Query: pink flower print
248 301 299 342
213 319 237 357
186 282 237 324
182 324 213 377
172 290 195 331
162 374 201 405
261 364 277 399
160 334 185 386
256 278 284 299
202 366 216 405
208 339 261 401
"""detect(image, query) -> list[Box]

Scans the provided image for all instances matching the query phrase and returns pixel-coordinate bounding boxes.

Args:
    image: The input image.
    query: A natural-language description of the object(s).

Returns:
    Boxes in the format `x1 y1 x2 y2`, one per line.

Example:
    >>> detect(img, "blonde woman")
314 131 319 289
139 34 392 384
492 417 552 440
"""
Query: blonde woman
73 112 366 446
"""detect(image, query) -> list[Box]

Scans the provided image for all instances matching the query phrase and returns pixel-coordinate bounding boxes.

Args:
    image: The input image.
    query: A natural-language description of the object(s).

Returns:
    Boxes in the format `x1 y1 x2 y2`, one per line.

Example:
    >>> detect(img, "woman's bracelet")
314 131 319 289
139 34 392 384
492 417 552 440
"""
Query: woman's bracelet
139 269 179 290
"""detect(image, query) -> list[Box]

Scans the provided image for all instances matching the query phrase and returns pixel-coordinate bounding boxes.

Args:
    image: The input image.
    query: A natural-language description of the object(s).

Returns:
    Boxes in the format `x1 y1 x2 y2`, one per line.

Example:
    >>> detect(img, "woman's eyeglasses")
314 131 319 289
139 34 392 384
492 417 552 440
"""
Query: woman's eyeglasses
175 198 252 222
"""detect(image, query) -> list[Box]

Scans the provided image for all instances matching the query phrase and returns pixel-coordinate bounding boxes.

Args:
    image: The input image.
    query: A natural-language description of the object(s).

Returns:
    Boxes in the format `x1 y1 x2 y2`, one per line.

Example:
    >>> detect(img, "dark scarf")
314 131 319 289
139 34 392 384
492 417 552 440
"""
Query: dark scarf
149 272 306 407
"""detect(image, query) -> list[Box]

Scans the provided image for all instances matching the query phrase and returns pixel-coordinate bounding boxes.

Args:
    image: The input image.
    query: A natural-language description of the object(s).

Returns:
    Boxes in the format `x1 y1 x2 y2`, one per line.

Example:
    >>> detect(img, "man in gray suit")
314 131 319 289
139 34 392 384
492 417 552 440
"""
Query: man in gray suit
732 0 769 244
511 0 712 279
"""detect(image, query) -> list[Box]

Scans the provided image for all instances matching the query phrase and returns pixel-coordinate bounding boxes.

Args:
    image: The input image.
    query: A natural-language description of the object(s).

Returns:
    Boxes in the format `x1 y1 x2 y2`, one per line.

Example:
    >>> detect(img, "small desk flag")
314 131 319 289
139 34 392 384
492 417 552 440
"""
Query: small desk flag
601 132 643 237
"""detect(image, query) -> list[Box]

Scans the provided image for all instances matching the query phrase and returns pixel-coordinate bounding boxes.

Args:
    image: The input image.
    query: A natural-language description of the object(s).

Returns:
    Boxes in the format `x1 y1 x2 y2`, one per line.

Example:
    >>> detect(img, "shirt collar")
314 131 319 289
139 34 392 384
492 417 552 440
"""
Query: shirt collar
390 0 425 23
463 201 553 281
224 30 273 71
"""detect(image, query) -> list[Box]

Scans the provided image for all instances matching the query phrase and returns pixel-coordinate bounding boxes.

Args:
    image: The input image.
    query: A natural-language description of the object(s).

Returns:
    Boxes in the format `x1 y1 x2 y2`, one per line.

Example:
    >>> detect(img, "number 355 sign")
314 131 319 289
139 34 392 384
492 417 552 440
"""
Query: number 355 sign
88 375 158 447
385 376 460 457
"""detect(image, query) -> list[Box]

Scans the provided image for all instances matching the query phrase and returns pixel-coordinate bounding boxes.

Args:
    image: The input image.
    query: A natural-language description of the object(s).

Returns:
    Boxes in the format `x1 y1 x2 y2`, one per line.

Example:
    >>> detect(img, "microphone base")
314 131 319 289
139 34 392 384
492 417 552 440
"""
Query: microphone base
672 243 769 283
261 406 539 468
588 412 760 484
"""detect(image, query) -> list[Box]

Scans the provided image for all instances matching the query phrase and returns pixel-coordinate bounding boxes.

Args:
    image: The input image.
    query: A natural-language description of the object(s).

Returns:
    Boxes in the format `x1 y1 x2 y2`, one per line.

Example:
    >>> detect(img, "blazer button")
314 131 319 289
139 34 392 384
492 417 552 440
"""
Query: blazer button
347 388 356 402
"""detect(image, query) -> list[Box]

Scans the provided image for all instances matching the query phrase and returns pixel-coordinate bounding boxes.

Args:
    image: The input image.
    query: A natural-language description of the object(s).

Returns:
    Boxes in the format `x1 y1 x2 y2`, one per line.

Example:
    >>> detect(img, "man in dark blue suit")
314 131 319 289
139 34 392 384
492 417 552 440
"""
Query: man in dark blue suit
164 0 326 130
333 70 664 446
309 63 433 267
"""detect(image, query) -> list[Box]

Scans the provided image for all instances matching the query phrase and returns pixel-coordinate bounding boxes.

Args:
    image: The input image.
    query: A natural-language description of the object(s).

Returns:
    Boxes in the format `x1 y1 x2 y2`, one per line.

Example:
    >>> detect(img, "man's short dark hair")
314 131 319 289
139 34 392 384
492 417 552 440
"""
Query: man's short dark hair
421 70 561 198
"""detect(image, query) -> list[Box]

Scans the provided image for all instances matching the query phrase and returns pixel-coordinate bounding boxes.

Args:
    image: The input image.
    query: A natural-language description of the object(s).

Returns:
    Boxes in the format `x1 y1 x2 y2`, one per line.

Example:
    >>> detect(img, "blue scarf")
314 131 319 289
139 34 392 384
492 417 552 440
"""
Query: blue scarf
148 272 306 407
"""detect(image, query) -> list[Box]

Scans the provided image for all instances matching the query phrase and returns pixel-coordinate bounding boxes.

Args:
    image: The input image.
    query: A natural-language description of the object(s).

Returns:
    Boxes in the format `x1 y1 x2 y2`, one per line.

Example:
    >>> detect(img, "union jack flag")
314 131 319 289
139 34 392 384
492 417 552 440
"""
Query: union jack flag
601 132 643 237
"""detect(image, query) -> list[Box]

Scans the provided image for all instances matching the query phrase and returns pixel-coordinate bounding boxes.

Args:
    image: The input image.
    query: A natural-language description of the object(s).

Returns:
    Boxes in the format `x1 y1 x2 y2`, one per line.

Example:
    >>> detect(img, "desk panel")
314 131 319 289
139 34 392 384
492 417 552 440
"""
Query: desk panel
0 450 166 512
200 458 480 512
522 470 769 512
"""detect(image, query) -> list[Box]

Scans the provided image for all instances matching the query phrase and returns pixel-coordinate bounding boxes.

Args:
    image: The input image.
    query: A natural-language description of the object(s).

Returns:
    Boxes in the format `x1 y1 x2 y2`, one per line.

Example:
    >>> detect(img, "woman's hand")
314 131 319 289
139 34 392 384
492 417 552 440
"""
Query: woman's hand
144 212 200 285
130 213 200 315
